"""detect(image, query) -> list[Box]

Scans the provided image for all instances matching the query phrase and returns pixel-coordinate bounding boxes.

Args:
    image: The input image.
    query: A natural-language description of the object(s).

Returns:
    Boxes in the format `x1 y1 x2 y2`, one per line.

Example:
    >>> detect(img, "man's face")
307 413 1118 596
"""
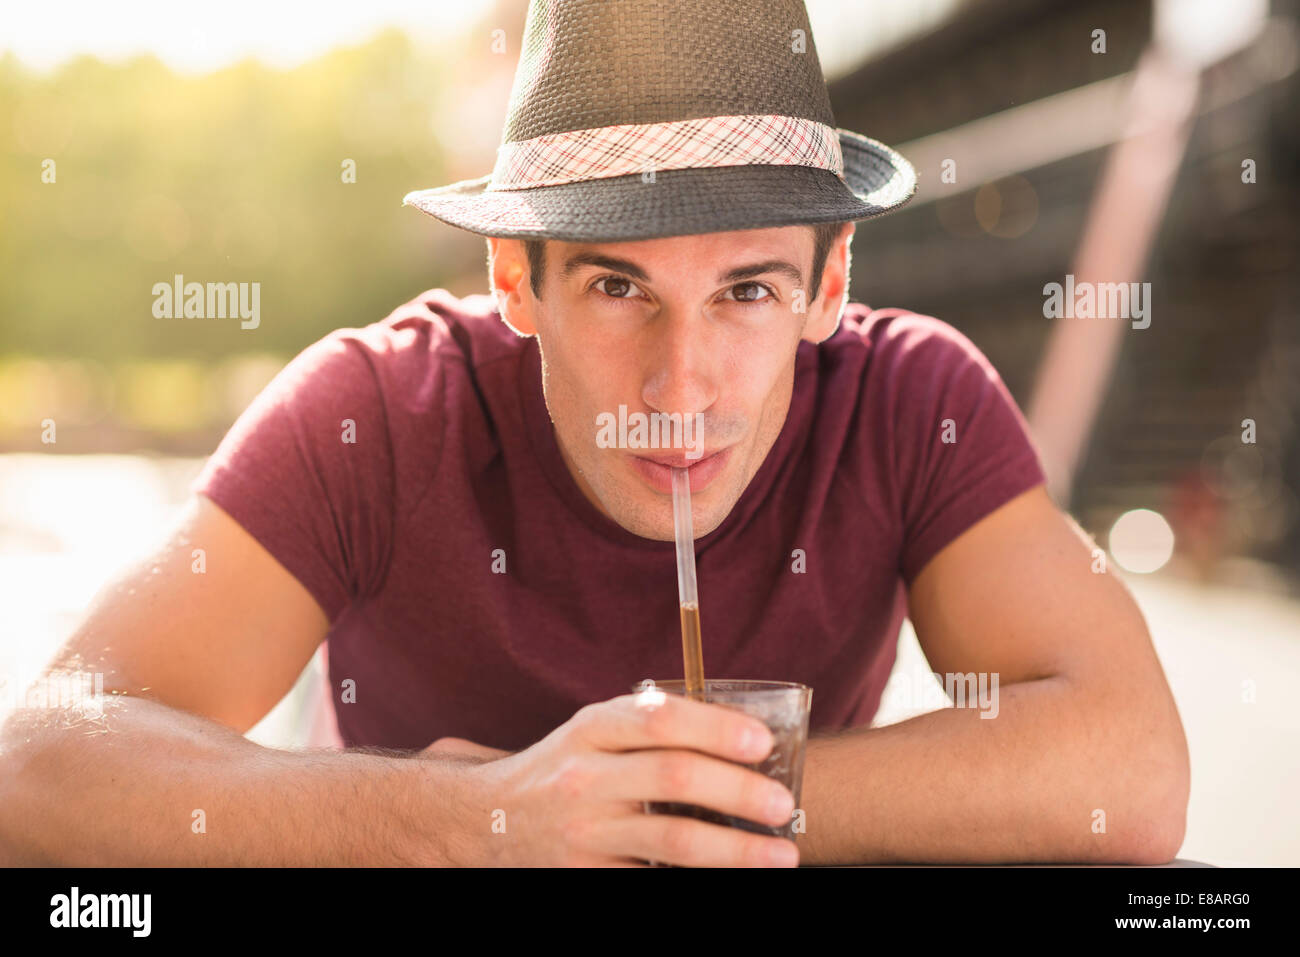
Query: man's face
490 224 851 540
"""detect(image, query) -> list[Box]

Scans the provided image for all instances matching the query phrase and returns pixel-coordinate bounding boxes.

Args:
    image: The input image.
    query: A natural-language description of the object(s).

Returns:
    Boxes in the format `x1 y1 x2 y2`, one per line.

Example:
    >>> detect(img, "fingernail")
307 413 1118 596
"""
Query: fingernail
768 841 798 866
741 725 771 757
768 788 795 822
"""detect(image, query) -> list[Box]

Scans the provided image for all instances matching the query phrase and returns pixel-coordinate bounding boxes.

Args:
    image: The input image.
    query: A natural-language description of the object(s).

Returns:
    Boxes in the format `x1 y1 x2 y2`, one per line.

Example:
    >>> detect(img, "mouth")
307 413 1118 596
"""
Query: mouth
628 446 732 494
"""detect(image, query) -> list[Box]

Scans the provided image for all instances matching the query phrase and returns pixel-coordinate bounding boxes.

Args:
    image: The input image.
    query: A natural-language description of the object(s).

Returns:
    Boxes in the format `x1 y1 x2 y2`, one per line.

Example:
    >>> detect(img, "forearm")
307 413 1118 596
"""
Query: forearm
796 676 1187 865
0 695 483 866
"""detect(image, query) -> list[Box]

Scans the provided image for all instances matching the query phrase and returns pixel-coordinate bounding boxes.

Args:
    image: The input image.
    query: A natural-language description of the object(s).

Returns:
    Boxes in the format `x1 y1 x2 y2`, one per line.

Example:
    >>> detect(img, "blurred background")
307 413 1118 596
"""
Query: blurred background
1 0 1296 865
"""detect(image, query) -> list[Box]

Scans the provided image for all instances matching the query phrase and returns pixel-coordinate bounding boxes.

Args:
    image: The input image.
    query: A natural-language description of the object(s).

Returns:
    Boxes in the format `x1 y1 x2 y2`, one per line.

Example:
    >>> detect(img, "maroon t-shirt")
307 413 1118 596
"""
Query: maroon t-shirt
192 288 1046 751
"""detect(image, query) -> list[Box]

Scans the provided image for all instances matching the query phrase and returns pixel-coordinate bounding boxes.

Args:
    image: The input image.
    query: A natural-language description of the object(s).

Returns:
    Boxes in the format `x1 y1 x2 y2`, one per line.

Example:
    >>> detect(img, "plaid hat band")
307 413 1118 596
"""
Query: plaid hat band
486 113 845 192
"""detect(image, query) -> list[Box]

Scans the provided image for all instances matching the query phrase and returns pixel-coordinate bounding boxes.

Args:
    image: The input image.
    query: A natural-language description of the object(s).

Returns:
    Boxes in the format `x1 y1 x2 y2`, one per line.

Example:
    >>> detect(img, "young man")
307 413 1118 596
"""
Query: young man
0 0 1188 867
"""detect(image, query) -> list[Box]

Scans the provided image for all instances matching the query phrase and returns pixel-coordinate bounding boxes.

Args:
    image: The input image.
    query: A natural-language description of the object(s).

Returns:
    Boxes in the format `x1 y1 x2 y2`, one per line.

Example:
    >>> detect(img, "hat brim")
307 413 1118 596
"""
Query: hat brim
402 129 916 242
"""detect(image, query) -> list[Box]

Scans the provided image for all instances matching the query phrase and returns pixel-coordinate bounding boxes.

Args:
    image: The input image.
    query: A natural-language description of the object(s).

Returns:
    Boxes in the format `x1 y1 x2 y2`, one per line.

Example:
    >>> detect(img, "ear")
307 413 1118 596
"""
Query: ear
800 222 854 344
487 237 538 336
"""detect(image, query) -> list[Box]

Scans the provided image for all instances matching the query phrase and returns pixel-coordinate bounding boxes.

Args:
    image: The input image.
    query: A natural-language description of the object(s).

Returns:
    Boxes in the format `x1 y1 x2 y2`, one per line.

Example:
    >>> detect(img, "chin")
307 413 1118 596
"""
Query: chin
578 442 751 540
608 481 735 541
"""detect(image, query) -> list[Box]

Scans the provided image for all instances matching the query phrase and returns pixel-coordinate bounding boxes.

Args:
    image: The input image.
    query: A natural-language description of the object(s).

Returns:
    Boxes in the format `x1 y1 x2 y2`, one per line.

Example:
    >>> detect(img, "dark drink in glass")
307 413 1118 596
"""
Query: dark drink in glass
631 679 812 858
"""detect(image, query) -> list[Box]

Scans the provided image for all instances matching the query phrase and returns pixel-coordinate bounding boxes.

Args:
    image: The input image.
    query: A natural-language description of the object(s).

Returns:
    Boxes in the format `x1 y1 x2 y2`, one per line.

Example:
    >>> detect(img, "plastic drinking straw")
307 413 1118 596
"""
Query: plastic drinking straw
672 467 706 700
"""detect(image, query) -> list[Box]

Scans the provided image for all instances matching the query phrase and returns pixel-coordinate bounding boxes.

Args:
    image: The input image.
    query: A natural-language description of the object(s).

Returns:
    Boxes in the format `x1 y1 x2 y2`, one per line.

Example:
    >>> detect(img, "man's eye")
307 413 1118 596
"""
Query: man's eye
725 282 775 304
593 276 642 300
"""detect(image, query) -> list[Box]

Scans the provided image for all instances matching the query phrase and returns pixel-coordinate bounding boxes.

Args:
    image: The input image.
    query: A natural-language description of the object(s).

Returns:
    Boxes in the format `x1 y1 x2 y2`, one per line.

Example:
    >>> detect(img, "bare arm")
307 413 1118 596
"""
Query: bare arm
795 485 1190 865
0 695 489 865
0 494 481 866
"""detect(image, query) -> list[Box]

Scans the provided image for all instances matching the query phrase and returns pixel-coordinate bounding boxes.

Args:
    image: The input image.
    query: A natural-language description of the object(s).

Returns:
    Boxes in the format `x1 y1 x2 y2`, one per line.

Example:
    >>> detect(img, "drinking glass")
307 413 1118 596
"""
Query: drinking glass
630 678 812 843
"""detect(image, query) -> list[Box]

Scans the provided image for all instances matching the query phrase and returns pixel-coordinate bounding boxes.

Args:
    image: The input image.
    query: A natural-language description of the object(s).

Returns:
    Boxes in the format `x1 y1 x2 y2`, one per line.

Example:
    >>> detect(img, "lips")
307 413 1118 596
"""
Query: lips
635 450 721 468
628 446 731 493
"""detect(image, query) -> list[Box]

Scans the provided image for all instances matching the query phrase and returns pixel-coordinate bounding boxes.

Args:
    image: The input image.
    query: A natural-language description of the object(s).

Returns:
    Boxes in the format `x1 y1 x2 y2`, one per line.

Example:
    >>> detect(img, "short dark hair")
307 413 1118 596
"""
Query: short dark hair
519 220 846 302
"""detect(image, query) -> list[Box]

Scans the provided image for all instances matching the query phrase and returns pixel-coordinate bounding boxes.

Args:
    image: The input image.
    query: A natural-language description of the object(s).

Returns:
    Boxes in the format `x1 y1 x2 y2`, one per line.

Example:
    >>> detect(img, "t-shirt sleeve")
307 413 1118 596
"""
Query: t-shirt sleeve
189 331 395 624
882 315 1047 585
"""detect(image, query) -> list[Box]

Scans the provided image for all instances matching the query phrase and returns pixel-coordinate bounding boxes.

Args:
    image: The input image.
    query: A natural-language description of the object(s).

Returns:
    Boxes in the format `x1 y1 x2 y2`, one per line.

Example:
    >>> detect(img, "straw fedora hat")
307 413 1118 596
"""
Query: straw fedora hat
403 0 916 242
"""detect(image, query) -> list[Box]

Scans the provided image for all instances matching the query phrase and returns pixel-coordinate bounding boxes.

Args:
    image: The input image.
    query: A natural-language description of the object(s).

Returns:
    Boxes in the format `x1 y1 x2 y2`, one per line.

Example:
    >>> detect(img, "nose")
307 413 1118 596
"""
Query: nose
641 311 717 417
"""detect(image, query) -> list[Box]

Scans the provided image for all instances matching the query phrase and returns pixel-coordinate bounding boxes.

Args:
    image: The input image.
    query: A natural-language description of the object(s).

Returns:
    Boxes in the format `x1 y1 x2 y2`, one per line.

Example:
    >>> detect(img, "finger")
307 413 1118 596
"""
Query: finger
596 812 800 868
592 750 795 830
554 849 652 867
575 691 775 763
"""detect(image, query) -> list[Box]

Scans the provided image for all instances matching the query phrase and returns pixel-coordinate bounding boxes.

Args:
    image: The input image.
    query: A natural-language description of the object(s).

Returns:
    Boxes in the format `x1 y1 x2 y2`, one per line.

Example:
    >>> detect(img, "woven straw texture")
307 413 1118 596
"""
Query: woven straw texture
404 0 916 240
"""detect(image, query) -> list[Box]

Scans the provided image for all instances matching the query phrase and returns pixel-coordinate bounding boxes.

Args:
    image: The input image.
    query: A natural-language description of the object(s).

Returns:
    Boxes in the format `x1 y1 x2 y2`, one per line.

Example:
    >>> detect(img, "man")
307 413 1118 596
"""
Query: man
0 0 1188 867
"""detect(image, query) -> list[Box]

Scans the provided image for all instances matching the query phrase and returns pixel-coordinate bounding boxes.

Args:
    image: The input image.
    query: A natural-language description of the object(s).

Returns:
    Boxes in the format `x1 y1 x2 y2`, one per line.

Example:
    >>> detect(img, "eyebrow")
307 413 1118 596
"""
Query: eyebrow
559 252 805 287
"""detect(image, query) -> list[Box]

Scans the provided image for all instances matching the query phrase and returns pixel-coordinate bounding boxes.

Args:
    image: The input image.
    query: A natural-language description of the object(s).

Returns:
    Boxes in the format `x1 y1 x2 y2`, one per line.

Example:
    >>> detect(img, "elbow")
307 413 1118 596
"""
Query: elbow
1121 720 1191 865
0 735 29 865
1123 795 1188 866
0 708 67 865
